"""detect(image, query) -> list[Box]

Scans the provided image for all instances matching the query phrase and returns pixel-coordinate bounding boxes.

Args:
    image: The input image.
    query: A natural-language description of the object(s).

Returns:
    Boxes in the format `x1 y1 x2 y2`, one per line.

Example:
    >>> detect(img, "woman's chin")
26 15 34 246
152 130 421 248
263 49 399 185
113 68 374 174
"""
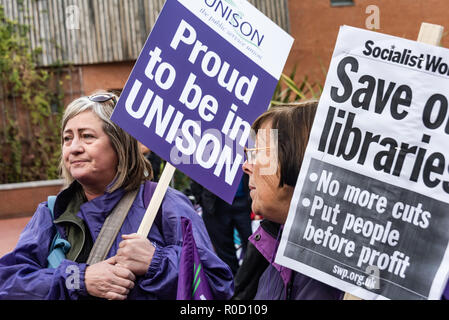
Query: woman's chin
70 170 87 181
70 171 94 186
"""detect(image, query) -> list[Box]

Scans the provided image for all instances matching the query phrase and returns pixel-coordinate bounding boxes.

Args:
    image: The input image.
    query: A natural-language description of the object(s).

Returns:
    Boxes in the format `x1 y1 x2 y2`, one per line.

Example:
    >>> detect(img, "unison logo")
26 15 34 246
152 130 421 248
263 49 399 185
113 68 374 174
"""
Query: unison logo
204 0 265 48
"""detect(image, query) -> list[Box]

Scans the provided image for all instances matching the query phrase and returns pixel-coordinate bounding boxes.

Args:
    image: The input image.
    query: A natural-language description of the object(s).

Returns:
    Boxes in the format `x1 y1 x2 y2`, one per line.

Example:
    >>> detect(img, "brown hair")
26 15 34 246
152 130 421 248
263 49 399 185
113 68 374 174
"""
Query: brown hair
251 100 318 188
59 90 153 192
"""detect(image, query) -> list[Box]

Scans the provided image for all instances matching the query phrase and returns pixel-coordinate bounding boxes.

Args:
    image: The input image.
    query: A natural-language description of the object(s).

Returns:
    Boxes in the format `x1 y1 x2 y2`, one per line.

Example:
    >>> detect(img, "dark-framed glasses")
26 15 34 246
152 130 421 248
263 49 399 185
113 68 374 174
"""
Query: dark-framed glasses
244 146 270 164
88 93 117 105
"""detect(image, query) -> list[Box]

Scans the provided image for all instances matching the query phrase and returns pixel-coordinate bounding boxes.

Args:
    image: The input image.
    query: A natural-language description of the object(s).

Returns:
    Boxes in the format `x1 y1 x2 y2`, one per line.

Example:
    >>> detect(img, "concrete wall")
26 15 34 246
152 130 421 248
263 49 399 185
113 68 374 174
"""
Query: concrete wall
286 0 449 87
0 180 64 219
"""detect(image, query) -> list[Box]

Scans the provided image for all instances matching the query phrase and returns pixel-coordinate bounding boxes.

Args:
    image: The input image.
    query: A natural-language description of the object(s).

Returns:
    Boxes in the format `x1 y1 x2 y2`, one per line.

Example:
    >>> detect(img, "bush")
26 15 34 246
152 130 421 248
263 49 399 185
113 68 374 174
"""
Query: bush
0 5 64 183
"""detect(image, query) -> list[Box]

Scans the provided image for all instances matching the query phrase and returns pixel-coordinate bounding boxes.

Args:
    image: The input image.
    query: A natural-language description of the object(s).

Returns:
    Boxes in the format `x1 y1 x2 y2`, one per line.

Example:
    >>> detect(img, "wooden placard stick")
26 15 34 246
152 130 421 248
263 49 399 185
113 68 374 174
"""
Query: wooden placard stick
344 22 444 301
137 162 176 237
417 22 444 45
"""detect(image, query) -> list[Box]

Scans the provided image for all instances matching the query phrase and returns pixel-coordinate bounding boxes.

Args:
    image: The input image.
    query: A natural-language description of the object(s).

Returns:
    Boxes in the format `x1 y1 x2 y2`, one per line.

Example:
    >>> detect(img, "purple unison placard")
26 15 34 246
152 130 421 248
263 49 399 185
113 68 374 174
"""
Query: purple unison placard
111 0 292 203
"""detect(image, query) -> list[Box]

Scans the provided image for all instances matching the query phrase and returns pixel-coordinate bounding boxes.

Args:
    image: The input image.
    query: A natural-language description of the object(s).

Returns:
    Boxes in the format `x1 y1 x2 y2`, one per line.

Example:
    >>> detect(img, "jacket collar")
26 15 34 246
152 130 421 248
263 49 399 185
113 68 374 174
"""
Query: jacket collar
54 186 86 226
249 220 292 286
54 181 126 241
53 181 84 220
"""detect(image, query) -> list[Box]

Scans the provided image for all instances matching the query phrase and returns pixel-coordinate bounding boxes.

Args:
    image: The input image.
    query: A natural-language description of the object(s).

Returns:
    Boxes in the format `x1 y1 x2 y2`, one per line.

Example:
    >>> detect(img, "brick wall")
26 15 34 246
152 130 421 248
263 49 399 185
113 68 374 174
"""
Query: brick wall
286 0 449 87
0 181 64 219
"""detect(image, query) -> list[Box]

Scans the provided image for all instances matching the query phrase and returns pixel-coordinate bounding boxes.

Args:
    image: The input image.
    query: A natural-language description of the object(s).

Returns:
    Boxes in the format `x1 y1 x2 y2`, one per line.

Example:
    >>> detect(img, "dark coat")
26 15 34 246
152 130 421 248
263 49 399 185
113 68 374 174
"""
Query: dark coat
190 174 251 215
233 219 343 300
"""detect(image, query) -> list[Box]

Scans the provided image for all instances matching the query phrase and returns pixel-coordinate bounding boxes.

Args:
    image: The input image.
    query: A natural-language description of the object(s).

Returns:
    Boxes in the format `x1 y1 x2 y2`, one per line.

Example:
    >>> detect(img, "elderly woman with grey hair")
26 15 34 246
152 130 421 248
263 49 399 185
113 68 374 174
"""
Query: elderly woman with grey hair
0 91 233 300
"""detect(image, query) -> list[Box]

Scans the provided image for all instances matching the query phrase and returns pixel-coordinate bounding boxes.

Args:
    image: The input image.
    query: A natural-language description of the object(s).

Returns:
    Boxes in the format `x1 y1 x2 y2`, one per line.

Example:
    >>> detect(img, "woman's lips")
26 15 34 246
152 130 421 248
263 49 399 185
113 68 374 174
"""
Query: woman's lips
249 187 256 199
71 160 89 165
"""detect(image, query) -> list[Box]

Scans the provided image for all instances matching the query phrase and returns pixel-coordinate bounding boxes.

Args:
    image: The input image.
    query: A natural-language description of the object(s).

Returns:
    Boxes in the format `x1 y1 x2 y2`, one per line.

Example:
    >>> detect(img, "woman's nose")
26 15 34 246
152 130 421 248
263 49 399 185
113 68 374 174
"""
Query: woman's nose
242 159 253 175
69 136 84 154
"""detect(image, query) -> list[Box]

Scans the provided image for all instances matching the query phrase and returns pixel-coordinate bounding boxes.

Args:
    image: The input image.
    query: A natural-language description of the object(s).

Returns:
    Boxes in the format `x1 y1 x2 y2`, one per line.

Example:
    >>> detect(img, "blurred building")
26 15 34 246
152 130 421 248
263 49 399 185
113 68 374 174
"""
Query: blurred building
2 0 449 98
286 0 449 86
0 0 290 97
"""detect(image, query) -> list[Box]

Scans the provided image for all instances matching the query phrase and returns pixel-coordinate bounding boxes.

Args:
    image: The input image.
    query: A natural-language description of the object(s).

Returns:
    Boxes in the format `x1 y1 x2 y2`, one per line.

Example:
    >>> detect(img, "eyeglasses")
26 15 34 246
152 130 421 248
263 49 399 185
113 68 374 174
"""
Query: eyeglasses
244 146 270 164
88 93 117 105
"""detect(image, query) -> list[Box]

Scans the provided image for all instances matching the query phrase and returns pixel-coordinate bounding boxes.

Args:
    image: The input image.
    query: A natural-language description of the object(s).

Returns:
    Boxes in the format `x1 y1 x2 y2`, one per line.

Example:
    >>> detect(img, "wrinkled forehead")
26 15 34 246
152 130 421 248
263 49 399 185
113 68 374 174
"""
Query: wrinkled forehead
63 110 104 133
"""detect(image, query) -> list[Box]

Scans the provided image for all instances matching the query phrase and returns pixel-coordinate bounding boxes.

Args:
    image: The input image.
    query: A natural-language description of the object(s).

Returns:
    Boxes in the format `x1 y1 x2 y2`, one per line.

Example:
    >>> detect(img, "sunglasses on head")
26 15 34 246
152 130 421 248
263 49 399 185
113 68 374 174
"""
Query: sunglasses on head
88 93 117 105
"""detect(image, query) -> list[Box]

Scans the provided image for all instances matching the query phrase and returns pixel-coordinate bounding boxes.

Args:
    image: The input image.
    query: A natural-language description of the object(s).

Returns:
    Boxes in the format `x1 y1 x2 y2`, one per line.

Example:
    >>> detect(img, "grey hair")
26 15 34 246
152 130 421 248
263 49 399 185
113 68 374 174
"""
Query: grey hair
59 91 153 192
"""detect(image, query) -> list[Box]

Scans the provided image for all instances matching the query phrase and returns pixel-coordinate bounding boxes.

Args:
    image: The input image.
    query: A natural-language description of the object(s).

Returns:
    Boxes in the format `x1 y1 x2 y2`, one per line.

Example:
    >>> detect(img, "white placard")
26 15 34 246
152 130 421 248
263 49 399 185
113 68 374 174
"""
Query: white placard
276 26 449 300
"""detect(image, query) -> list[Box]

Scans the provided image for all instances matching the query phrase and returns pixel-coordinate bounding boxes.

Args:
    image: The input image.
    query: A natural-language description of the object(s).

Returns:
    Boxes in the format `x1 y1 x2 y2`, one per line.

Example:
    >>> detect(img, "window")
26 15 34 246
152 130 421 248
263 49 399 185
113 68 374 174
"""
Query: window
330 0 355 7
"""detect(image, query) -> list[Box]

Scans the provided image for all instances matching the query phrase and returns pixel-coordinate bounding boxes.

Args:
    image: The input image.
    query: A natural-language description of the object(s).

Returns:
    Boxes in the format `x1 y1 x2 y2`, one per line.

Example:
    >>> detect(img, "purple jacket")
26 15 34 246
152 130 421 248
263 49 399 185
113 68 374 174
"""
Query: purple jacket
250 224 343 300
0 182 234 300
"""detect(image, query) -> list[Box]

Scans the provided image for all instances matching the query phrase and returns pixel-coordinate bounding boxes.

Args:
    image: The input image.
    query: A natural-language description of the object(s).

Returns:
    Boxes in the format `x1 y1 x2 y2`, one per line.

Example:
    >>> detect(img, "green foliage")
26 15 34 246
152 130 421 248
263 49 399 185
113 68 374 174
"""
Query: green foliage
173 169 191 194
271 65 323 107
0 4 64 183
156 160 192 194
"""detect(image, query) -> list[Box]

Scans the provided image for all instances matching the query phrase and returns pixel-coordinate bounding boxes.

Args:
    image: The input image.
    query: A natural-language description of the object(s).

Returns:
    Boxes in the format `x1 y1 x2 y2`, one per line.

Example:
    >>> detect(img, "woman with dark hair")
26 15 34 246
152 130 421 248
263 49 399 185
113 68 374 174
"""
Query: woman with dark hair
236 101 343 300
0 91 233 300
